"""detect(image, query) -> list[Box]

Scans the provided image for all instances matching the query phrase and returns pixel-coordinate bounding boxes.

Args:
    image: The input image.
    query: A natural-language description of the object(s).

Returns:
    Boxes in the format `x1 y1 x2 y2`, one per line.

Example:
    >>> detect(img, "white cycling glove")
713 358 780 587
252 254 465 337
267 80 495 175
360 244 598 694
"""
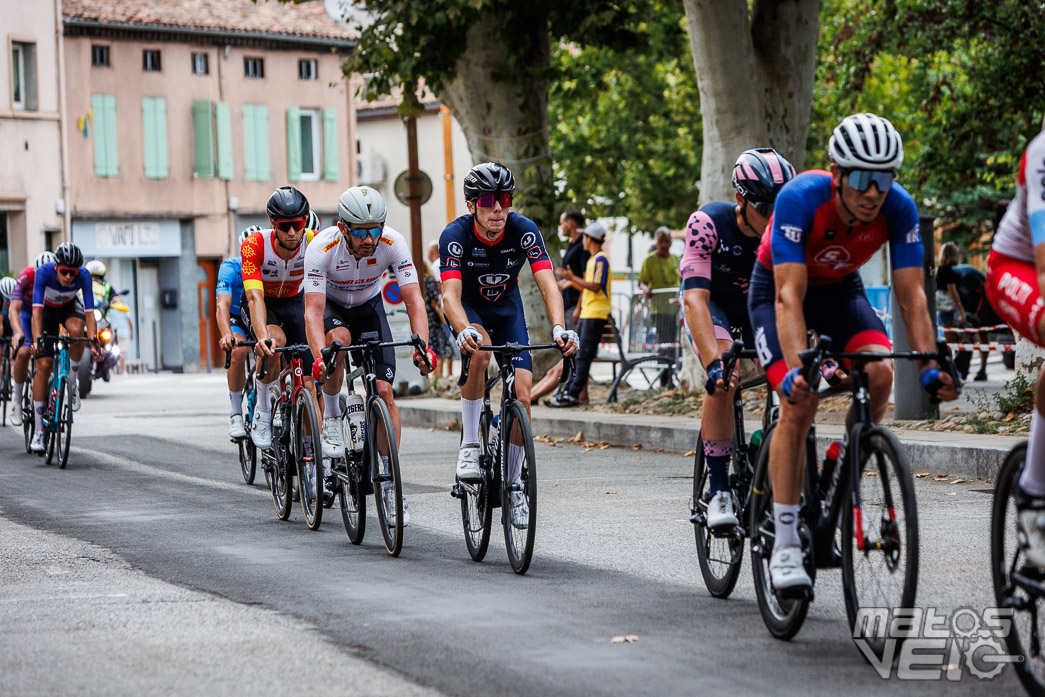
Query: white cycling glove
456 326 481 350
553 324 579 347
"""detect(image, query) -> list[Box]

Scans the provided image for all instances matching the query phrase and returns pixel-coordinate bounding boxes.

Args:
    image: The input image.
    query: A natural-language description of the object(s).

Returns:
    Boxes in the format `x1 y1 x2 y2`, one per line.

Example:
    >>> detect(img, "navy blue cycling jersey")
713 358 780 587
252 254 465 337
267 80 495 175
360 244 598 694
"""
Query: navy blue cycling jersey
216 257 244 317
439 213 553 305
680 200 761 301
33 263 94 310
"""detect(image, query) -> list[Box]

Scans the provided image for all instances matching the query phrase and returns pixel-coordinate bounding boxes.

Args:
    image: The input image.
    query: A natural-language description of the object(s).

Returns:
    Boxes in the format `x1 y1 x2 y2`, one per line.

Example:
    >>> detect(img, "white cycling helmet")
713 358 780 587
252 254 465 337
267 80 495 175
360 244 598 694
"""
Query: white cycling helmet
238 224 264 247
86 260 107 278
0 276 16 300
308 210 322 231
828 113 904 170
34 251 56 268
338 186 387 226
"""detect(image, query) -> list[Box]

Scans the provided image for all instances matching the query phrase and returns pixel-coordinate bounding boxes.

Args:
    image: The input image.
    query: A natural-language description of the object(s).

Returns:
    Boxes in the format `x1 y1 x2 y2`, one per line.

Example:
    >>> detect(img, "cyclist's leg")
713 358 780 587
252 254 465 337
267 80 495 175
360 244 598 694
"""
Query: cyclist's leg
62 302 87 400
451 301 492 443
698 300 743 496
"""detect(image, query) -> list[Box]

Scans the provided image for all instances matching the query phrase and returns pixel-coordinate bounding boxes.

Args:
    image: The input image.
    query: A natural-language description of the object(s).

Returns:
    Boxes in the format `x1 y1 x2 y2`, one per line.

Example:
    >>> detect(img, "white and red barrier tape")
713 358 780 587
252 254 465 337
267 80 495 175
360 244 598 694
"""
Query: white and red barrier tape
947 342 1016 352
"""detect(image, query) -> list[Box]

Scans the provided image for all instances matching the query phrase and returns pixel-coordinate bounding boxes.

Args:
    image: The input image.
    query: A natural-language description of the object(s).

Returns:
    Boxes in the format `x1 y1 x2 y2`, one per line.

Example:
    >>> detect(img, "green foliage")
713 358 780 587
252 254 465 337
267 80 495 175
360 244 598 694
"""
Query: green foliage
995 372 1036 416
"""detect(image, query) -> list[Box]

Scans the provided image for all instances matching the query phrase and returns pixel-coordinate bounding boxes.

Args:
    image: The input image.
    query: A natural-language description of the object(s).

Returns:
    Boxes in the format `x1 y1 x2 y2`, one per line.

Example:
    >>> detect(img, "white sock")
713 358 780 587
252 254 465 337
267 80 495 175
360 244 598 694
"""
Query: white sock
229 390 243 416
1021 410 1045 496
323 390 341 418
255 381 272 414
461 397 482 447
13 381 23 401
773 503 801 549
508 443 525 484
34 400 44 431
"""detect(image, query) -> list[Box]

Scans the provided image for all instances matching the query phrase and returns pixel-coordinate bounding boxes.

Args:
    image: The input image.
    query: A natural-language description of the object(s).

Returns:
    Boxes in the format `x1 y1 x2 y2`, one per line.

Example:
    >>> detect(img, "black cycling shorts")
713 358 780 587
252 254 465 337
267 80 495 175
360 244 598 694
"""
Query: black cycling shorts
38 299 87 359
323 295 396 384
242 293 309 360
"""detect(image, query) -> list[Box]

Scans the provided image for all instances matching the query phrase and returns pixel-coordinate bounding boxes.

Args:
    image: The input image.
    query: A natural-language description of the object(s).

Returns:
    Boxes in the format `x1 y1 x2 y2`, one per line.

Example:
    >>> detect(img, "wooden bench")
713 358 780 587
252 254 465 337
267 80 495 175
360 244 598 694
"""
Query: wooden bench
592 315 676 403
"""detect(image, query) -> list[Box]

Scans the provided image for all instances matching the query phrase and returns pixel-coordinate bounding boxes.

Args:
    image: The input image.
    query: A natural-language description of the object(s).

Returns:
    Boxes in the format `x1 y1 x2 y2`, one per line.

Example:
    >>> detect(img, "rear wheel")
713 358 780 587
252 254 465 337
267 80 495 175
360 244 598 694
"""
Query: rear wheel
268 396 293 521
57 380 73 469
339 452 367 544
0 350 11 426
44 384 57 465
295 389 323 531
239 378 257 484
693 434 744 598
369 396 403 556
461 411 493 562
502 400 537 575
77 358 92 399
22 374 34 454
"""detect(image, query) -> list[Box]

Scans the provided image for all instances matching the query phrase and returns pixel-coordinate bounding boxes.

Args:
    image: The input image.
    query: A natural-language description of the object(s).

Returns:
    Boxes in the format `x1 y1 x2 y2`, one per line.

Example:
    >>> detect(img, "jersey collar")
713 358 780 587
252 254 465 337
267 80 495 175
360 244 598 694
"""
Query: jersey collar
472 220 504 246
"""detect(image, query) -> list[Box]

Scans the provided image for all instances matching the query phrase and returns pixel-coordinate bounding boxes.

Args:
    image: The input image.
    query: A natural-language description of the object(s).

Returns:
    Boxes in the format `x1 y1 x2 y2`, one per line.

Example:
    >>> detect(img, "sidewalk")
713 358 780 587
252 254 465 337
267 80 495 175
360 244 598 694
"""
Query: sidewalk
398 397 1018 480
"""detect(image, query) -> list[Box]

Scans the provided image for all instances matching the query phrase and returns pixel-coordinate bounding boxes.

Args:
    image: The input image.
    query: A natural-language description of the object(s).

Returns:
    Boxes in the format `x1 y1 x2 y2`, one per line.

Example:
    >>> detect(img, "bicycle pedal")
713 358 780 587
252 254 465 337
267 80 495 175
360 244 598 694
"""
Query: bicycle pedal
451 484 464 499
776 585 815 602
689 511 706 526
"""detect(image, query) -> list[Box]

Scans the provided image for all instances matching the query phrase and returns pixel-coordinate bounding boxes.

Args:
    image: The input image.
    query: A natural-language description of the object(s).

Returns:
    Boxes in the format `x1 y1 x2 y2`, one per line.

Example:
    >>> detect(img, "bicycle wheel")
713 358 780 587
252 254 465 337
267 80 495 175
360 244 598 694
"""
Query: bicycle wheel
991 442 1045 694
268 397 293 521
0 350 10 427
339 452 367 544
749 424 813 640
693 434 744 598
502 400 537 574
239 378 258 484
369 396 403 556
22 379 34 454
44 385 57 465
57 380 73 469
461 410 493 562
841 426 918 662
295 389 323 531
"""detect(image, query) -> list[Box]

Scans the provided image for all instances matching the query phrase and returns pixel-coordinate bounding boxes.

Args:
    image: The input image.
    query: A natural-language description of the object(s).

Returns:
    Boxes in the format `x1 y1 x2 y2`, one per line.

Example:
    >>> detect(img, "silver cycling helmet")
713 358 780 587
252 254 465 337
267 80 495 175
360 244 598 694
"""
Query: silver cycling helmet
337 186 387 226
238 224 264 247
0 276 16 300
828 113 904 170
34 251 56 268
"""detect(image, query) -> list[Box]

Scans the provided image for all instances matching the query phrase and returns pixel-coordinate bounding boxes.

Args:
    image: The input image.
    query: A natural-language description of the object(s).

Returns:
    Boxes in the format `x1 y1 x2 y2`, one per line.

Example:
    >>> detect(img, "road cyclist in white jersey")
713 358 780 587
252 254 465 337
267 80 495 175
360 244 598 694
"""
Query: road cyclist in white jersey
305 185 434 526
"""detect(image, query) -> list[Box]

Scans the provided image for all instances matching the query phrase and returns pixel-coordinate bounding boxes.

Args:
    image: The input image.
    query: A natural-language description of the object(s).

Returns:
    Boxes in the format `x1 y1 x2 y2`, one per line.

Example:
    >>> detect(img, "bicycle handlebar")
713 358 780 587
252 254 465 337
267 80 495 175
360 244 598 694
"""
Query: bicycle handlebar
321 333 430 380
457 342 576 388
720 339 759 388
223 338 260 370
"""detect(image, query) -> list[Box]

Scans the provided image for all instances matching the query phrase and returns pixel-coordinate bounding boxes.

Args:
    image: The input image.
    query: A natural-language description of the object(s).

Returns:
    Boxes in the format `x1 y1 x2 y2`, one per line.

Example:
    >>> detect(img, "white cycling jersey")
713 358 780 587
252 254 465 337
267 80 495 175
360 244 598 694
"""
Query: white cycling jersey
992 131 1045 262
304 225 417 308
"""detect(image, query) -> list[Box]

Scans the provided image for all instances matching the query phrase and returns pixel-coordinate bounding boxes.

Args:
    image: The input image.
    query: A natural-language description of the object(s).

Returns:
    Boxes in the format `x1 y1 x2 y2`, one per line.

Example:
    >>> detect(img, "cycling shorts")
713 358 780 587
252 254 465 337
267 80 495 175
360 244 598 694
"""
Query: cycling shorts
38 299 87 359
450 293 531 371
323 295 396 384
229 314 250 339
18 311 31 345
681 289 754 356
747 262 891 390
242 293 308 362
986 249 1045 347
2 312 10 338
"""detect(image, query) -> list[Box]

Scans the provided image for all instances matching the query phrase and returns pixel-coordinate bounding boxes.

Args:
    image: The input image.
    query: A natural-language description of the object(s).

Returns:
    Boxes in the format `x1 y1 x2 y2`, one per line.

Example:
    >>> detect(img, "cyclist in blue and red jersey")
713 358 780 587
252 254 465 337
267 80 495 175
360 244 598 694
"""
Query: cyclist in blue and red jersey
747 113 959 591
680 147 795 529
6 252 56 428
217 225 261 440
439 162 577 527
29 243 97 452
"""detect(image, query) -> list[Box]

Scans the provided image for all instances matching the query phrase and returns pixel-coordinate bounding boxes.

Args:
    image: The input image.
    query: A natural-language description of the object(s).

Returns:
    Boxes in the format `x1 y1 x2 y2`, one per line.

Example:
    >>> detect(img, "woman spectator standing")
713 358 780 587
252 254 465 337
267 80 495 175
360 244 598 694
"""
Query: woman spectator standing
421 263 454 381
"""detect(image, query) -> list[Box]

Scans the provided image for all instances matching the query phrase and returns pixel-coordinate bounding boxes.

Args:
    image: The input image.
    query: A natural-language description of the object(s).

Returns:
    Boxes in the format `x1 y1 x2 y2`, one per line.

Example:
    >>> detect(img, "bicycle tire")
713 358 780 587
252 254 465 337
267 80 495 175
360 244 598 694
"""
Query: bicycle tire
693 434 744 598
749 424 813 640
295 390 323 531
239 378 258 484
22 377 34 454
991 442 1045 695
502 400 537 575
461 410 493 562
369 396 403 556
841 426 918 663
44 384 57 465
339 451 367 544
269 396 293 521
57 380 72 469
0 350 10 427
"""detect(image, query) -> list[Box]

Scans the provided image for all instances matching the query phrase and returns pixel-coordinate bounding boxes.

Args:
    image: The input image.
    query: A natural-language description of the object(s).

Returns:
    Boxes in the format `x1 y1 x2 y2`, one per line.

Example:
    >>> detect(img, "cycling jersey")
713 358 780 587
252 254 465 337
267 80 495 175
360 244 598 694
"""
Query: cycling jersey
756 170 923 284
438 213 553 305
304 225 417 308
681 201 761 299
216 257 245 317
33 263 94 311
11 266 34 304
992 132 1045 262
240 228 316 298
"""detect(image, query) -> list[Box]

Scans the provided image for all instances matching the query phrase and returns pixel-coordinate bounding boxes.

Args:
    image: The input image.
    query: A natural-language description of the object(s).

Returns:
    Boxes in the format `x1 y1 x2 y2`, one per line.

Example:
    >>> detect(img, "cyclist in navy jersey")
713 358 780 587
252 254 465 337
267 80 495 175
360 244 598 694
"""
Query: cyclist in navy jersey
747 113 959 591
439 162 578 526
680 147 795 529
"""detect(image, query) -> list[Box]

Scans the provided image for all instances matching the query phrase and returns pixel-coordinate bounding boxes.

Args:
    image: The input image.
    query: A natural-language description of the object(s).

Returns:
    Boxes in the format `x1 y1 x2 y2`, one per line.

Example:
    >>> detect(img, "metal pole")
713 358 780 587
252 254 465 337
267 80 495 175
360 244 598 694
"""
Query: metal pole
892 214 937 420
405 116 423 265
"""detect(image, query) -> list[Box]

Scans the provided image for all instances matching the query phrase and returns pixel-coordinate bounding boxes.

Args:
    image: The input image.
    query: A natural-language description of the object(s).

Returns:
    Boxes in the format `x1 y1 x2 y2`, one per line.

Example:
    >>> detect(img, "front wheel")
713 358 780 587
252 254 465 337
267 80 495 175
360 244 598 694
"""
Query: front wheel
339 451 367 545
22 378 34 454
0 351 10 427
294 389 323 531
461 410 493 562
693 434 744 598
841 427 918 663
368 396 403 556
57 380 73 469
502 400 537 574
78 359 92 399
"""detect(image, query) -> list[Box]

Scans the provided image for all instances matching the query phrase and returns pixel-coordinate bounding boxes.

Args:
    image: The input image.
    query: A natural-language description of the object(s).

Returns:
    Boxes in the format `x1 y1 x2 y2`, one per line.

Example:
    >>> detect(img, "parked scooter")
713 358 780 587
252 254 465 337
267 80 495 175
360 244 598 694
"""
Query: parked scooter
78 292 130 398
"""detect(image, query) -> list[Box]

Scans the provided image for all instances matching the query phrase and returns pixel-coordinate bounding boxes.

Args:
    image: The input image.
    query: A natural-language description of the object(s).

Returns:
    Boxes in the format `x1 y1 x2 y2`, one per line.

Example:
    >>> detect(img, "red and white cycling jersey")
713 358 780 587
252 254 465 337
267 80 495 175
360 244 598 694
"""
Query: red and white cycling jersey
304 225 417 308
992 131 1045 263
240 228 316 298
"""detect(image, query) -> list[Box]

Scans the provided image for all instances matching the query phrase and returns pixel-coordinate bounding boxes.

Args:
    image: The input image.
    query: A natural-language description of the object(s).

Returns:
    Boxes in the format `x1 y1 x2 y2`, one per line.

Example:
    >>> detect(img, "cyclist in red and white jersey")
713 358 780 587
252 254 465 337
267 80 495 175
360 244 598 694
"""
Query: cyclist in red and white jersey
7 251 55 427
987 130 1045 566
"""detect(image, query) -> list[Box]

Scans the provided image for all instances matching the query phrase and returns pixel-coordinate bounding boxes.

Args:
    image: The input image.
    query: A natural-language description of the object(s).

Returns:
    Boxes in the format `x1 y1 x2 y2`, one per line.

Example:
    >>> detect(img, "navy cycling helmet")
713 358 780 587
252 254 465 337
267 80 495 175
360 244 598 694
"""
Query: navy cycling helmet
731 148 796 216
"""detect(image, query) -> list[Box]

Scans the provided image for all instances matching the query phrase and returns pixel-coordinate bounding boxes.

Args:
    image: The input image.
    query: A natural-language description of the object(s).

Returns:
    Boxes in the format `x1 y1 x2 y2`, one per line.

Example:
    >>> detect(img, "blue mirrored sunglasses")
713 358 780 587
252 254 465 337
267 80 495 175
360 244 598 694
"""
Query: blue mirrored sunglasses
342 224 383 239
844 169 896 193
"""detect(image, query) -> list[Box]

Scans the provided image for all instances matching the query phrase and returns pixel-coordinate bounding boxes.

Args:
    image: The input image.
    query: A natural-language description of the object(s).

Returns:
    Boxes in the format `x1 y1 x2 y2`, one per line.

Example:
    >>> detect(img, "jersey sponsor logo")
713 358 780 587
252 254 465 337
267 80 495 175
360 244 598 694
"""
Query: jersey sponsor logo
904 227 920 244
312 280 320 287
500 248 516 254
479 273 510 286
520 232 537 249
385 367 394 380
448 241 464 257
473 247 486 257
781 225 803 243
478 272 511 302
323 239 339 253
366 258 378 267
813 245 853 271
445 258 460 268
379 236 393 246
506 258 519 268
527 246 543 259
481 284 507 302
467 261 490 268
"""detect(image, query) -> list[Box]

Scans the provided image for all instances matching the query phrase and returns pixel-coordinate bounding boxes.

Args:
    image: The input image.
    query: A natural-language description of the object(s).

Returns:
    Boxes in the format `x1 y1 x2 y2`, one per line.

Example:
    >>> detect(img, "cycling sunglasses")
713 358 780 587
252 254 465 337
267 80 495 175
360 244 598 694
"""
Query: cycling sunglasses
747 200 774 218
475 192 513 208
57 266 79 278
344 224 383 239
844 168 896 193
274 219 306 232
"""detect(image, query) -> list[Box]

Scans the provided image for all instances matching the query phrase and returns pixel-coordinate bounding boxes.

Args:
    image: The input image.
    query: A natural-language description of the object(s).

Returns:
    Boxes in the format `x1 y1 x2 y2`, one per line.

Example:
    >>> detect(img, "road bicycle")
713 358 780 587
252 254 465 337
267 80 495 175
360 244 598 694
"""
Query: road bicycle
321 332 430 557
992 441 1045 695
21 355 35 454
256 342 323 530
690 339 773 597
749 335 960 661
36 334 94 469
0 337 11 426
452 342 574 575
224 340 258 484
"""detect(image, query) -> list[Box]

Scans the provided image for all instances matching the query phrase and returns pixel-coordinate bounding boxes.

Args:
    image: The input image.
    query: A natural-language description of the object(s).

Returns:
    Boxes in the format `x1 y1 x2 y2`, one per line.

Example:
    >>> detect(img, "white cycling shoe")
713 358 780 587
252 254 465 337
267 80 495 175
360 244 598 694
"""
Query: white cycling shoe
381 482 410 527
510 491 529 529
228 414 246 439
11 404 23 427
706 490 739 529
30 431 44 454
251 412 272 449
70 382 81 412
769 545 811 591
456 444 481 481
321 417 345 459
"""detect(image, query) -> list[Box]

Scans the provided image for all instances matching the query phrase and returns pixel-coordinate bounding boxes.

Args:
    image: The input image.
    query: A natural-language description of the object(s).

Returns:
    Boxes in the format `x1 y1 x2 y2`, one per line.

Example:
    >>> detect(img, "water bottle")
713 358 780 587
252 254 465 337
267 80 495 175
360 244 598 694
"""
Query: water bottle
345 392 365 453
748 428 763 461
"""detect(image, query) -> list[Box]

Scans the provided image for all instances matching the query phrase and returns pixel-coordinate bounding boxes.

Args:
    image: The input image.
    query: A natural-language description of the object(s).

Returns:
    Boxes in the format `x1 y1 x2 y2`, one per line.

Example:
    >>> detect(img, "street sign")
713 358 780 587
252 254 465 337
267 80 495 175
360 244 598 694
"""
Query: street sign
393 170 433 206
383 280 403 305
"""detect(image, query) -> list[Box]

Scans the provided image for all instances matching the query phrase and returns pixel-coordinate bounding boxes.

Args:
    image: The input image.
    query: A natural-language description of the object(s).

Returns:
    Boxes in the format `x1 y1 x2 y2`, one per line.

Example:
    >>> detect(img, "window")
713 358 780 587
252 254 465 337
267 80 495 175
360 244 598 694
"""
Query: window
142 49 161 72
91 94 119 177
91 45 110 68
142 97 169 179
286 107 337 183
244 57 264 78
298 59 317 80
11 42 37 111
191 52 208 75
243 104 271 182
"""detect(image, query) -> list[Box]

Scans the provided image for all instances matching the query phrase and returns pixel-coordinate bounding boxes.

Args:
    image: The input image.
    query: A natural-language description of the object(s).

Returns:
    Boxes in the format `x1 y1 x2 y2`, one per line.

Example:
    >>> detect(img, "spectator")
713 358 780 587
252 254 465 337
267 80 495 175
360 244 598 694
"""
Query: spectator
427 240 441 281
937 241 991 381
547 222 611 408
421 262 453 381
639 226 681 385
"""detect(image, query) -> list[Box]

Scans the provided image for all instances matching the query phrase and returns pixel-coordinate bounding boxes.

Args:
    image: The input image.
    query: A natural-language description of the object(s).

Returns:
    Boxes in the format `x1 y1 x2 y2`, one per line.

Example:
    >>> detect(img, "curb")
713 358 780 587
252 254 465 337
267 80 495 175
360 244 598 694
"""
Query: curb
398 398 1017 480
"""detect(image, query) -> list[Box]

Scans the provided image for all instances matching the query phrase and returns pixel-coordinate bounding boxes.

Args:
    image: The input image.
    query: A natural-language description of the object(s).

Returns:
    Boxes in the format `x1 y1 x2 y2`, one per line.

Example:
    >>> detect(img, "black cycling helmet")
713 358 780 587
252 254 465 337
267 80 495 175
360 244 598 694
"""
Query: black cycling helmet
54 243 84 268
463 162 516 202
731 148 796 216
266 186 310 222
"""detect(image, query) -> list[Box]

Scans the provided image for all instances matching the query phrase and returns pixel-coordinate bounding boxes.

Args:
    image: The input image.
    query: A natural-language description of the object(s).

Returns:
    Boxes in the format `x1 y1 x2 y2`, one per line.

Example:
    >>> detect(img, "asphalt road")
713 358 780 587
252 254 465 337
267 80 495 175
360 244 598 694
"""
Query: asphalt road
0 373 1024 696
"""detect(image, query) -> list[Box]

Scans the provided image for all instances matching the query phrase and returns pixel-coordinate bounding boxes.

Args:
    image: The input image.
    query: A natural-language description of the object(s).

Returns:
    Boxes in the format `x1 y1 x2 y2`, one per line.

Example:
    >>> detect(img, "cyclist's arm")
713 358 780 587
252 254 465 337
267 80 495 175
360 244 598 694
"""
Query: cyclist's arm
244 289 270 345
215 294 233 340
303 291 327 363
440 277 471 335
240 233 273 354
85 306 97 341
682 289 720 367
399 281 429 347
533 267 565 327
774 261 810 369
31 306 42 348
680 210 721 366
8 298 22 342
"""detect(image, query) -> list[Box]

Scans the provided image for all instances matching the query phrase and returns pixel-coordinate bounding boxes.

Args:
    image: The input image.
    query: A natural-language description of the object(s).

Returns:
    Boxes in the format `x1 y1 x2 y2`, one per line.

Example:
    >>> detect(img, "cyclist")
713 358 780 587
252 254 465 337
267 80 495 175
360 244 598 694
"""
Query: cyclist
439 162 578 527
680 147 795 528
305 186 434 525
29 243 97 452
986 130 1045 567
308 210 322 232
241 187 317 449
747 113 958 590
1 276 14 339
218 225 262 439
7 252 56 427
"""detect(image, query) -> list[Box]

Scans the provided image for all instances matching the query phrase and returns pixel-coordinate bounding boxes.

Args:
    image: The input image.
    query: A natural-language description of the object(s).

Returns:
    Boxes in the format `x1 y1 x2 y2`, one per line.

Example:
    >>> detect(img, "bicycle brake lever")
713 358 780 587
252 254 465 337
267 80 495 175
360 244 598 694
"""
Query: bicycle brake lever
457 354 471 387
224 349 232 370
559 355 576 385
322 341 341 379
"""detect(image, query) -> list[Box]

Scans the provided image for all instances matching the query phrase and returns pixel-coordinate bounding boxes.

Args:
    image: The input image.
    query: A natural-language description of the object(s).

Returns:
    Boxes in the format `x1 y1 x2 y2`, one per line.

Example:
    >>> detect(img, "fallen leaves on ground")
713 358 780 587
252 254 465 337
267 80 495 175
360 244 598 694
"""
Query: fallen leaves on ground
934 475 950 481
950 478 969 484
915 472 930 478
611 635 639 644
568 430 584 443
684 449 697 457
631 443 642 450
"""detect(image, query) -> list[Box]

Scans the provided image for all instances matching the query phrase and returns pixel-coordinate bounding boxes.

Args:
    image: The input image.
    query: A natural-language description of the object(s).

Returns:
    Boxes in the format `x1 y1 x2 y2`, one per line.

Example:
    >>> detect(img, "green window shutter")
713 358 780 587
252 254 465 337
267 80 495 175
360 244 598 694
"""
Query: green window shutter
286 107 301 182
92 94 108 176
103 95 119 176
142 97 169 179
216 101 233 180
243 105 258 182
257 105 271 180
193 99 215 178
155 98 168 178
322 107 339 182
